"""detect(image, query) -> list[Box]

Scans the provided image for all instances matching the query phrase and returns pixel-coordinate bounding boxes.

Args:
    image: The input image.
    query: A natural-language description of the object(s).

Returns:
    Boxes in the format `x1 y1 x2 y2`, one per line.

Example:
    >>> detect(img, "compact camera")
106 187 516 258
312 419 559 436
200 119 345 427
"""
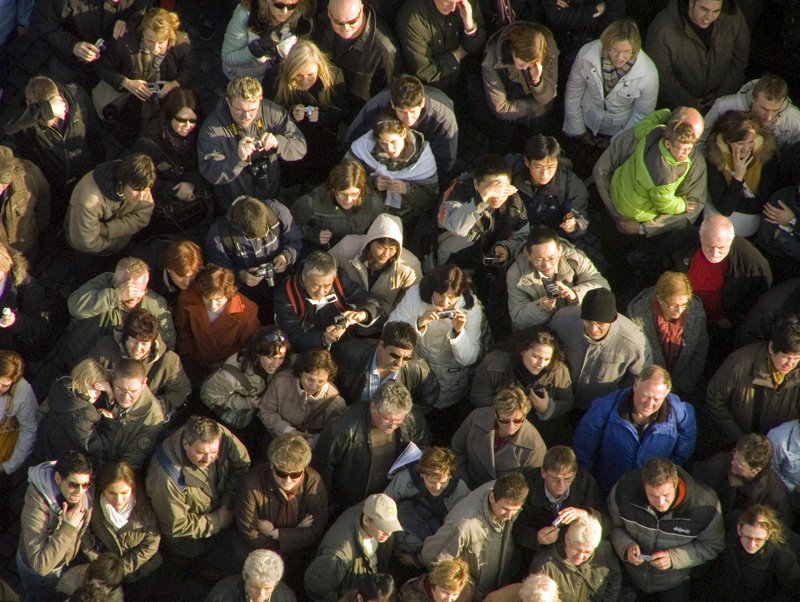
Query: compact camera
544 281 560 299
438 309 457 319
334 314 348 329
250 262 275 287
552 516 565 528
304 106 315 116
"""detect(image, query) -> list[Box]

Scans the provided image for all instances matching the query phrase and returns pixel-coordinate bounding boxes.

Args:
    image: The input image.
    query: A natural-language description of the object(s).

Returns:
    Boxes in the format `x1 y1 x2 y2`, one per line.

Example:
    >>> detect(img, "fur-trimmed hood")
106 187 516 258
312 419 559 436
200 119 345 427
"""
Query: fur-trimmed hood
706 129 777 172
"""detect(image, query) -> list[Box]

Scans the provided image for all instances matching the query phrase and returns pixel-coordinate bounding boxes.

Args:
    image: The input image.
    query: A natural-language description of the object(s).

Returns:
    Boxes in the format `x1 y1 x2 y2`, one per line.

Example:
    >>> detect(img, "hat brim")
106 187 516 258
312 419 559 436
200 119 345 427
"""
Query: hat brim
372 517 403 533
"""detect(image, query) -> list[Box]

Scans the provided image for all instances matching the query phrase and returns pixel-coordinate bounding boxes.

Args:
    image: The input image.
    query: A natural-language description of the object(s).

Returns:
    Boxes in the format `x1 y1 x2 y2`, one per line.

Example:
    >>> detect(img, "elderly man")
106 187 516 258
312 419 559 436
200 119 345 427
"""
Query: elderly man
549 288 649 409
422 472 528 598
312 382 430 514
573 365 697 494
507 226 609 330
645 0 749 111
313 0 400 119
206 549 296 602
531 513 622 602
197 76 307 211
274 251 381 353
608 458 725 599
593 107 706 237
706 315 800 444
305 493 401 602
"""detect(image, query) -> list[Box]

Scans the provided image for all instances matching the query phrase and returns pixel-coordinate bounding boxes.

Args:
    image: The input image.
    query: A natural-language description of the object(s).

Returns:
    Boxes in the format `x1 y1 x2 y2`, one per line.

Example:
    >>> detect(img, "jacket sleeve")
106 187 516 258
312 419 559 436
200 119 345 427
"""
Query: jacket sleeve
234 475 271 550
220 433 252 509
279 480 329 554
157 356 191 413
770 431 797 491
221 6 264 68
624 57 659 131
170 37 194 88
291 192 321 244
666 500 726 569
482 62 538 121
569 252 610 301
25 161 51 235
31 0 81 59
105 200 154 241
258 377 294 437
94 37 129 89
420 520 464 569
439 198 481 236
607 483 638 560
470 356 503 408
274 202 302 267
401 360 439 416
148 471 223 540
704 356 746 443
670 401 697 467
2 380 38 474
644 23 697 109
67 194 111 254
20 488 83 574
717 14 749 98
120 517 161 576
563 54 589 137
268 104 308 162
397 8 459 84
202 367 254 413
449 303 483 366
593 130 636 217
572 400 607 473
304 553 349 602
9 279 53 357
310 420 347 499
197 120 252 186
507 268 551 329
273 285 327 353
67 276 118 319
450 414 471 479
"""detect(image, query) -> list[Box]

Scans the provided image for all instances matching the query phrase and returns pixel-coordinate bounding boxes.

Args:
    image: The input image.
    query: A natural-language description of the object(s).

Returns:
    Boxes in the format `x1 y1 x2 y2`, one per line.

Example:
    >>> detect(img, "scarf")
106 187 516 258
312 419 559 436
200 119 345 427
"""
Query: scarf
715 134 765 195
513 360 543 391
102 495 136 532
268 467 302 528
601 56 634 96
652 297 686 370
163 122 196 157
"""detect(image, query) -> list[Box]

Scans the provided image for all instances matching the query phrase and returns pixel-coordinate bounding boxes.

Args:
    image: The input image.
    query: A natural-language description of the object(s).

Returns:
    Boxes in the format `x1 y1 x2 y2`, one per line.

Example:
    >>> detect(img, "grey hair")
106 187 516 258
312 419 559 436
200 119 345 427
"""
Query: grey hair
243 549 284 585
372 382 413 414
518 574 560 602
302 251 337 277
565 513 602 549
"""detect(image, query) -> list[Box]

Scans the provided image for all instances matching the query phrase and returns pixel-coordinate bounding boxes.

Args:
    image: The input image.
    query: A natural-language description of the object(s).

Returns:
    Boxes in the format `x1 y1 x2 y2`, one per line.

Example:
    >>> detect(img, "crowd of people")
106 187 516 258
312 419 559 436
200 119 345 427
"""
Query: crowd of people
2 0 800 600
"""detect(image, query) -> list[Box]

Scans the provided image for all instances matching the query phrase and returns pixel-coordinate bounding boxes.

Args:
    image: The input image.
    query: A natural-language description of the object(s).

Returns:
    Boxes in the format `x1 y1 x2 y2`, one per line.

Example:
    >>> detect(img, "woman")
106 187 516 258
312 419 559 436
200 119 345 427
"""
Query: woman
0 351 37 477
563 18 658 147
133 88 212 235
626 271 709 401
482 22 559 131
201 326 290 453
384 447 470 566
399 557 473 602
34 359 111 463
152 239 203 308
0 242 53 360
712 505 800 600
347 109 438 238
233 434 328 587
273 40 348 186
293 160 384 251
705 110 779 237
471 327 574 446
388 264 486 412
258 348 346 445
221 0 313 81
93 8 193 135
83 462 161 597
452 386 547 489
175 263 261 383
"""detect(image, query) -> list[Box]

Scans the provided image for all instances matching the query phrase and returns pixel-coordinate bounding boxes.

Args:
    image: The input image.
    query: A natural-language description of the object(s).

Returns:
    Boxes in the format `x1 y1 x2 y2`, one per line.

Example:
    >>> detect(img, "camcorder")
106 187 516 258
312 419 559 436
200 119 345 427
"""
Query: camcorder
249 262 276 287
249 144 276 190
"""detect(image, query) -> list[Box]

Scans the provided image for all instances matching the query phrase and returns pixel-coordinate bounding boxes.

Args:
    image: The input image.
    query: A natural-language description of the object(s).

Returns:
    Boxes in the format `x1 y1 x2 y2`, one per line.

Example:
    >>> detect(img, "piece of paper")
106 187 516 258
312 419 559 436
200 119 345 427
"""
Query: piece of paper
388 441 422 477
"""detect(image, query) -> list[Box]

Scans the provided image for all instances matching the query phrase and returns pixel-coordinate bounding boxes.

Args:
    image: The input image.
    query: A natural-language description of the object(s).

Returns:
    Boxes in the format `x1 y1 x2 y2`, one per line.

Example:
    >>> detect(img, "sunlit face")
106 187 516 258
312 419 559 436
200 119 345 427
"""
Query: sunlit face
118 272 149 310
0 376 14 396
369 403 408 434
512 54 540 72
583 320 612 341
521 343 553 376
527 240 560 278
124 336 153 360
49 94 68 121
244 580 277 602
328 0 364 40
432 288 460 310
202 294 228 313
730 449 761 480
564 538 595 566
430 586 461 602
657 294 691 321
268 0 299 23
299 369 329 396
378 132 405 158
526 157 558 186
142 27 170 56
171 107 198 138
113 376 146 409
541 468 575 499
730 130 756 158
376 342 413 372
259 349 287 374
768 343 800 374
699 228 734 263
166 268 199 291
631 377 670 421
227 95 262 129
496 410 525 438
122 185 152 204
751 92 783 127
392 101 424 127
272 465 305 491
368 239 398 266
103 480 133 511
421 471 451 497
738 523 769 554
183 437 221 469
688 0 723 28
55 472 92 506
644 481 677 512
606 40 635 68
334 187 361 210
362 516 392 542
292 63 319 91
488 493 523 523
432 0 458 15
475 174 513 209
302 271 335 300
663 139 694 163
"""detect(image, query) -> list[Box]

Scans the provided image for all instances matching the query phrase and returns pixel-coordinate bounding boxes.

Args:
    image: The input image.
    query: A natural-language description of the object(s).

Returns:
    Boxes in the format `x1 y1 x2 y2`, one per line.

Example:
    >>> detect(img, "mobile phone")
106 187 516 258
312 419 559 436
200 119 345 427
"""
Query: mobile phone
146 82 160 94
544 281 560 299
95 38 106 52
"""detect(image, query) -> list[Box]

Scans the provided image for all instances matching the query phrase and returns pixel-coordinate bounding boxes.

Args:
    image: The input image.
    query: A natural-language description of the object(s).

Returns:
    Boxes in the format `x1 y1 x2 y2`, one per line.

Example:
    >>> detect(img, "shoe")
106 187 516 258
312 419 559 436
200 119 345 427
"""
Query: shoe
198 14 216 41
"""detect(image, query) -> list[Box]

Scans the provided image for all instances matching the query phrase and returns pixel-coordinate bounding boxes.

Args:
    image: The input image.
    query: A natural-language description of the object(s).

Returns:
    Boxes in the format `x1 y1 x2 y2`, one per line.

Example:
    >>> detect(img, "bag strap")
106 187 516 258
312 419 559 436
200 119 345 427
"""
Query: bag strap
297 391 339 433
154 444 186 491
218 364 257 394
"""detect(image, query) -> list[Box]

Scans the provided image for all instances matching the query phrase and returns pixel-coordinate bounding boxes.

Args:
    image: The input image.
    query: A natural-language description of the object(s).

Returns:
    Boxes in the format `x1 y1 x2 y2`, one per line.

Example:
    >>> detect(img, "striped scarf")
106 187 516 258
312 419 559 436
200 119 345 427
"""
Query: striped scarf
601 56 634 96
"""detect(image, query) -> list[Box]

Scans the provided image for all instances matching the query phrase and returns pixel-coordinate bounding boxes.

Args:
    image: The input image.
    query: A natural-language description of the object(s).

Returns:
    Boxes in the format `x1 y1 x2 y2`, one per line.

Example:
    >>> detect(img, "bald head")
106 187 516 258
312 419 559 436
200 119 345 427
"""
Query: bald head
671 107 704 140
328 0 365 40
699 215 735 263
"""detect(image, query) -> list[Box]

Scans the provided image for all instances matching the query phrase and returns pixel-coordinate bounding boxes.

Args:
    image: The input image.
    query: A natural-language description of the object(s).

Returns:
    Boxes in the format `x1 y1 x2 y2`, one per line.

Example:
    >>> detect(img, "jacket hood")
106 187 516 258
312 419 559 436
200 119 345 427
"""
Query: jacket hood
92 160 120 201
28 461 91 515
706 129 777 172
361 213 404 251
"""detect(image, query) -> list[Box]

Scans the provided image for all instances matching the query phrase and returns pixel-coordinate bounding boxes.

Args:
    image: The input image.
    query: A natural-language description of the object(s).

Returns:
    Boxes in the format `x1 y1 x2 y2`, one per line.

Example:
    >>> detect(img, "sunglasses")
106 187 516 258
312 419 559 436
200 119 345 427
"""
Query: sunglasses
331 7 362 27
272 1 299 10
173 116 197 124
496 416 525 425
274 467 304 479
66 480 91 491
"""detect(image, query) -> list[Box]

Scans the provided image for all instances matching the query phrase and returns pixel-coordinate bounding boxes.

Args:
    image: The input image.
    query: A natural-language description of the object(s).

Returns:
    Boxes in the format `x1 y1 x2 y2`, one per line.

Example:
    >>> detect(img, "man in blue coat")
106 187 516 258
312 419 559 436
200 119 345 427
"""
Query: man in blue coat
573 364 696 494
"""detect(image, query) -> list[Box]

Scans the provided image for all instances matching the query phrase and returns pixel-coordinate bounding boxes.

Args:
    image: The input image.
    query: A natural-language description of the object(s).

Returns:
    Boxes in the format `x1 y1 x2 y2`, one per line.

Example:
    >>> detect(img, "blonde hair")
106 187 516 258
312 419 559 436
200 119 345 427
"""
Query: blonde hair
139 7 181 46
429 557 471 593
69 359 108 398
493 386 532 417
655 271 693 301
275 41 336 108
227 76 263 102
0 242 13 274
600 18 641 58
738 504 785 545
114 257 150 282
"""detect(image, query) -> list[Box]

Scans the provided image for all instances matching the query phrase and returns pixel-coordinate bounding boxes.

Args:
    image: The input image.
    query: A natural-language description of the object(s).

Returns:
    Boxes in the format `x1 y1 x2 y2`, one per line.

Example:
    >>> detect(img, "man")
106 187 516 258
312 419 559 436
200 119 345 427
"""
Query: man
693 433 793 527
197 76 307 211
608 458 725 599
89 307 190 416
421 472 528 597
145 415 250 564
573 365 697 494
65 152 155 257
513 446 604 565
435 154 529 268
305 493 401 602
507 226 609 330
706 315 800 443
17 451 93 602
205 194 301 310
274 250 381 353
396 0 485 97
96 359 165 471
312 382 430 513
530 513 622 602
3 75 103 219
0 144 50 263
594 107 706 237
659 215 772 330
207 549 295 602
548 288 649 409
346 75 458 180
333 321 439 413
645 0 749 111
313 0 400 119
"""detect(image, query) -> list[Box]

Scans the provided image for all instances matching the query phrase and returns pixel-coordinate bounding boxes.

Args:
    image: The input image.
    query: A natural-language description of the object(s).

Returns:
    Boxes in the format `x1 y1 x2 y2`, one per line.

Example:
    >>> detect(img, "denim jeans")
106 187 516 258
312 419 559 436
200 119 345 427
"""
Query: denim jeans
15 548 62 602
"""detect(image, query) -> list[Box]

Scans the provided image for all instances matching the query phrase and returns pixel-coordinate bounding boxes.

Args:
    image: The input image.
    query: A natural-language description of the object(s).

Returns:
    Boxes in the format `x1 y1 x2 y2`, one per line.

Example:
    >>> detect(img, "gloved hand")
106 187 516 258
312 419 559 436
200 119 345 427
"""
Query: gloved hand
248 36 272 59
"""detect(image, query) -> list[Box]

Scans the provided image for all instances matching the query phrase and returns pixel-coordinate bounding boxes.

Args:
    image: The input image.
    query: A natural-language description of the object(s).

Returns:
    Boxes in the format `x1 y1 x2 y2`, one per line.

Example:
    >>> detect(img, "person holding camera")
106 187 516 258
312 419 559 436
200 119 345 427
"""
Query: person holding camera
206 194 301 320
198 76 307 212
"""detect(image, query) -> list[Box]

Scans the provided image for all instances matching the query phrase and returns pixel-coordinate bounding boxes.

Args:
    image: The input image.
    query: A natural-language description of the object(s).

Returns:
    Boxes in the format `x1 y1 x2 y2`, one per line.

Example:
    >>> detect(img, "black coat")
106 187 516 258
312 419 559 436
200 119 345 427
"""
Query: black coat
0 269 53 360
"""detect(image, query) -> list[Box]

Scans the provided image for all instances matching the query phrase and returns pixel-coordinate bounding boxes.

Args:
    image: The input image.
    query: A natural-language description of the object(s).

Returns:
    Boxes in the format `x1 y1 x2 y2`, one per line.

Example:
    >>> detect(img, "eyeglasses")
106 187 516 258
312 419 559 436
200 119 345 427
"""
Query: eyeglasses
496 415 525 425
330 6 362 27
608 48 634 59
113 385 142 397
173 116 197 124
66 480 91 491
740 534 768 544
658 298 689 311
273 467 304 479
532 254 560 267
387 350 413 362
271 1 299 10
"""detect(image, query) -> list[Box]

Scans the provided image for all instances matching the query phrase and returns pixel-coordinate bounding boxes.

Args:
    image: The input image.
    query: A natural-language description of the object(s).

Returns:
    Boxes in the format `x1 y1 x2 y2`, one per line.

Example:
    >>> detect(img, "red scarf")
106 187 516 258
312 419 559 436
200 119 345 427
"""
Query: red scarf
653 297 686 370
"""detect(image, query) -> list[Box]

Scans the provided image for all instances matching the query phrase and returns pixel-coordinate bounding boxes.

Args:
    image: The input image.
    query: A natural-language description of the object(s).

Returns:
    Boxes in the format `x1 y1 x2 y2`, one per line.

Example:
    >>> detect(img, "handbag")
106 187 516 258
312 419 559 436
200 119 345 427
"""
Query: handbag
0 383 20 462
492 0 515 28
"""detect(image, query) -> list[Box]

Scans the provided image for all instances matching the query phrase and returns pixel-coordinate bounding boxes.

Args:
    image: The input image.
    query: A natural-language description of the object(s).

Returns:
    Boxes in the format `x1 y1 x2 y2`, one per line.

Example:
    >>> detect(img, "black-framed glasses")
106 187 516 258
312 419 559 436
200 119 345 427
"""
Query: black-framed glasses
273 467 304 479
173 116 197 124
272 1 299 10
496 415 524 425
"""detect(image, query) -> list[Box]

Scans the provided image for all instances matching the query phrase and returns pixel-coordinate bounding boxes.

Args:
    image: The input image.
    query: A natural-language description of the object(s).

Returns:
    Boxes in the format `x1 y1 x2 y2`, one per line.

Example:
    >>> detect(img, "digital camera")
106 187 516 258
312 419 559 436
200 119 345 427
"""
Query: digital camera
438 309 457 319
250 262 275 287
